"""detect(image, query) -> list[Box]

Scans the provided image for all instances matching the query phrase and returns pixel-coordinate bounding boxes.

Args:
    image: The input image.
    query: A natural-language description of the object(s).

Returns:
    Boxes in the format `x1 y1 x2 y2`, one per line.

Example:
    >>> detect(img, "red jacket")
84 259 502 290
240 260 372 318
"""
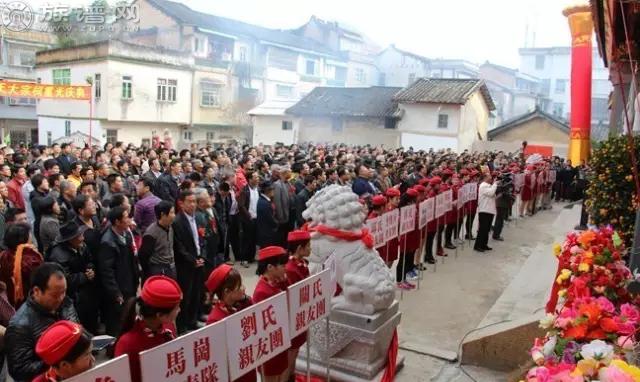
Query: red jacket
7 178 25 210
114 320 176 382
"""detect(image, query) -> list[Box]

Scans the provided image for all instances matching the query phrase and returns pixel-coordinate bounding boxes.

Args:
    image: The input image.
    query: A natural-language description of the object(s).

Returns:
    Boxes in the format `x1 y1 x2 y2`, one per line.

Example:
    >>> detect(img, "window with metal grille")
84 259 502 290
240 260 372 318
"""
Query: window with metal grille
94 73 101 99
64 120 71 136
106 129 118 144
52 69 71 85
200 81 221 107
282 121 293 130
437 114 448 128
122 76 132 99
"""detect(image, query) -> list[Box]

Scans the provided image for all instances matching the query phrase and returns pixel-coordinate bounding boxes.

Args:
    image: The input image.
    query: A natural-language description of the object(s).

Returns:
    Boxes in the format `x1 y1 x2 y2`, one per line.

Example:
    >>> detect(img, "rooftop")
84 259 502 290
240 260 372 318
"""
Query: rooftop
146 0 339 57
488 107 569 139
393 78 495 111
286 86 402 118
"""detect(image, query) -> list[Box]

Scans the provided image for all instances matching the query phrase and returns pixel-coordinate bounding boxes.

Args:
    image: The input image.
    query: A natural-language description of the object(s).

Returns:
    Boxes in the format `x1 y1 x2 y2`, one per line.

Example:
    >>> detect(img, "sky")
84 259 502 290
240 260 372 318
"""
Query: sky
26 0 573 68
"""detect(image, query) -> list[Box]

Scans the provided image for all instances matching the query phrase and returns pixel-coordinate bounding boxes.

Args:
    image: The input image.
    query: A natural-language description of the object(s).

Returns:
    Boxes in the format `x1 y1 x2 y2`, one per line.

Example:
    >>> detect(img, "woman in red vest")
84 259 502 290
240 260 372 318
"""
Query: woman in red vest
520 165 535 217
206 264 256 382
423 177 440 265
285 230 311 379
253 246 290 382
397 188 420 290
384 188 401 268
115 276 182 382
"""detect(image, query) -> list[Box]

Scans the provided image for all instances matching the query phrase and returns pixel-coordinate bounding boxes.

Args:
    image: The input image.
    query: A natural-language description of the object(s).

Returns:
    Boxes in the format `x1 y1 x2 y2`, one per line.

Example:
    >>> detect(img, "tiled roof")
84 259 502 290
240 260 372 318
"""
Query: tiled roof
286 87 402 118
393 78 496 111
488 107 569 139
146 0 338 56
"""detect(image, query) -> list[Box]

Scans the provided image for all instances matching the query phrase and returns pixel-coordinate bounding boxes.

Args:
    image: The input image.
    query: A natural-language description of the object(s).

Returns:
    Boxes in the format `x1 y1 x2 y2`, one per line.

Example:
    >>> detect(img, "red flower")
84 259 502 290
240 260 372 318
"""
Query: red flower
599 317 619 333
586 328 607 340
564 324 588 340
197 227 205 238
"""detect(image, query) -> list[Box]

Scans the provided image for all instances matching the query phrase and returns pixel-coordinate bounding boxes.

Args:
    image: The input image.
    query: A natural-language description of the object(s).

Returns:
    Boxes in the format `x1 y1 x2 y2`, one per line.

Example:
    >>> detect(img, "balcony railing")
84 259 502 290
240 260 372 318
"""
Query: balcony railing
195 57 231 70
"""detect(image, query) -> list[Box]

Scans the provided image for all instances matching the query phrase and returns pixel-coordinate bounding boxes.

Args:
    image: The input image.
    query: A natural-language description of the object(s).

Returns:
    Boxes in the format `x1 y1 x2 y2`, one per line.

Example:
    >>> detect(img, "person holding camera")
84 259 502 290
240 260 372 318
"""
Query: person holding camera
493 171 514 241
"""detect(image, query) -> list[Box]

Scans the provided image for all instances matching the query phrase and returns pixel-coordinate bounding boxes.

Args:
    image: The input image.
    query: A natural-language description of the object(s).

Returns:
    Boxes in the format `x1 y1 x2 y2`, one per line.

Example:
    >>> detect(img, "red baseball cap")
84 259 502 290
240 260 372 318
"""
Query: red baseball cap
418 178 430 186
414 185 426 193
259 246 287 261
406 188 419 197
36 321 83 366
429 176 442 186
385 188 401 197
141 276 183 309
371 195 387 206
288 230 311 242
205 264 233 293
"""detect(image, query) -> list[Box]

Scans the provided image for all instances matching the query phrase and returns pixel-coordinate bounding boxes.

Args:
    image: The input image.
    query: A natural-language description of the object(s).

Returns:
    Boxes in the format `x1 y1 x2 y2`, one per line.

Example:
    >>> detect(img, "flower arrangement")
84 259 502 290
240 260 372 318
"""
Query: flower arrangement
523 228 640 382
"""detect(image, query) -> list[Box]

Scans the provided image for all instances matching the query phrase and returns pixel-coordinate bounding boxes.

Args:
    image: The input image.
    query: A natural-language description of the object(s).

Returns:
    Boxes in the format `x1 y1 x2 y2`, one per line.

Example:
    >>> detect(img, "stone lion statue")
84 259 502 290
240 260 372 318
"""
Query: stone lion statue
302 185 395 315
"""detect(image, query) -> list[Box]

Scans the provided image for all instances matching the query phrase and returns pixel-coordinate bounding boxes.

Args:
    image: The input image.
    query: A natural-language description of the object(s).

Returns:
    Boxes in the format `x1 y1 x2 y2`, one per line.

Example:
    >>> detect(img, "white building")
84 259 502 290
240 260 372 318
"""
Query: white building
36 40 193 147
429 59 479 79
248 100 297 145
518 46 611 126
293 16 381 87
376 45 430 87
394 78 495 152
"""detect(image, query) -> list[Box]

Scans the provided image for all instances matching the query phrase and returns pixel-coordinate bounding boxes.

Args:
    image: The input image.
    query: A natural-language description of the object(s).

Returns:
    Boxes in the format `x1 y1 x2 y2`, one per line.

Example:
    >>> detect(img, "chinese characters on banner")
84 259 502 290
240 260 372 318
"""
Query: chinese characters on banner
286 269 332 338
469 183 478 200
514 174 525 191
418 198 435 229
435 193 446 218
366 216 387 248
67 355 131 382
383 209 399 242
443 189 453 212
460 184 470 204
0 81 91 100
139 320 228 382
399 205 416 236
549 170 556 183
225 293 291 380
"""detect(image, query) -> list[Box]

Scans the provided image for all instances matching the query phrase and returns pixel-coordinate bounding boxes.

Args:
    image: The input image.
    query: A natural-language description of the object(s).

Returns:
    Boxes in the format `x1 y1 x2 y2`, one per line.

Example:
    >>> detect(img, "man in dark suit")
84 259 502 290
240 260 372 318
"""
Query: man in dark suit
155 159 181 203
142 158 163 186
295 175 316 228
56 143 74 175
172 190 205 333
256 181 278 249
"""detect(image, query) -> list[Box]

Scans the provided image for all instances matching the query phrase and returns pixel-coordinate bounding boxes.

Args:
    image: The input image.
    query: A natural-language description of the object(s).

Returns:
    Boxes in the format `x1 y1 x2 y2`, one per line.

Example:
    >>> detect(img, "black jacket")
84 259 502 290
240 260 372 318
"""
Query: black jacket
56 154 73 175
155 173 179 203
256 195 278 248
295 188 312 227
58 196 76 223
97 228 140 302
172 212 200 270
5 296 79 382
47 242 96 307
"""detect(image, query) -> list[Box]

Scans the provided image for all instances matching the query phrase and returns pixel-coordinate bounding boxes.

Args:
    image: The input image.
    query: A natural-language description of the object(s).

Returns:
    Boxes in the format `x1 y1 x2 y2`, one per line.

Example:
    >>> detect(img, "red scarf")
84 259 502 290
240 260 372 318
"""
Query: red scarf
306 224 374 249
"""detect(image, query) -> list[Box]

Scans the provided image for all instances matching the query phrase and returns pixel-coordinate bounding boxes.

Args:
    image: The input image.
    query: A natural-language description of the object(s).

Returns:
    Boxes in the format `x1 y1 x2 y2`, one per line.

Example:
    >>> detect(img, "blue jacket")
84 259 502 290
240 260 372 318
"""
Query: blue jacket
352 177 374 196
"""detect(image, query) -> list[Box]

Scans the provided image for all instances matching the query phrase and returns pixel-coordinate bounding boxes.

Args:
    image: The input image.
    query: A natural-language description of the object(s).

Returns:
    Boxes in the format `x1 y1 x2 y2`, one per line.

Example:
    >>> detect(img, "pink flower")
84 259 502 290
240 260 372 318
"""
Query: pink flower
617 335 635 351
527 366 550 382
556 307 577 329
595 297 615 314
620 304 640 324
599 365 635 382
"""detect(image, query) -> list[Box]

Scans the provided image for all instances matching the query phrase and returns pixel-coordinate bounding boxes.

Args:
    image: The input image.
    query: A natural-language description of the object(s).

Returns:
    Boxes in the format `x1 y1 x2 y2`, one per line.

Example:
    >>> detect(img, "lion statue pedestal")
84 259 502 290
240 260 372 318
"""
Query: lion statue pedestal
295 185 403 381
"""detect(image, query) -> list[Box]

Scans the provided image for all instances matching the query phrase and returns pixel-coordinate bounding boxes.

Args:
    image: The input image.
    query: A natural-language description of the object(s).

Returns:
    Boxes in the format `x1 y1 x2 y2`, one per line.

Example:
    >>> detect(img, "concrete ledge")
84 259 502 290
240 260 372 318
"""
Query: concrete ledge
461 314 545 372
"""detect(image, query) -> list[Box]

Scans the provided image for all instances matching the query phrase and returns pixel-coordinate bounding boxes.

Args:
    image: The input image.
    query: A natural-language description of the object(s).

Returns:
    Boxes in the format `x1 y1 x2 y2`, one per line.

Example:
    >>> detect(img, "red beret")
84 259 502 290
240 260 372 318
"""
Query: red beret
417 178 430 186
288 230 311 242
470 170 479 176
259 246 286 261
385 188 401 197
141 276 182 309
526 165 535 171
36 321 83 366
371 195 387 206
442 168 454 176
429 176 442 185
440 184 450 192
205 264 233 293
406 188 419 197
414 185 426 193
459 169 469 175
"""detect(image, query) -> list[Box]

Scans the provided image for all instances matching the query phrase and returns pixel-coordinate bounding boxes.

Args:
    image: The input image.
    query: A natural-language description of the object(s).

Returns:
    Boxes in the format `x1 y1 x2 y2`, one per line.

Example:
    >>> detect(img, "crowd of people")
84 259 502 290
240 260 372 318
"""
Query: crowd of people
0 140 586 381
